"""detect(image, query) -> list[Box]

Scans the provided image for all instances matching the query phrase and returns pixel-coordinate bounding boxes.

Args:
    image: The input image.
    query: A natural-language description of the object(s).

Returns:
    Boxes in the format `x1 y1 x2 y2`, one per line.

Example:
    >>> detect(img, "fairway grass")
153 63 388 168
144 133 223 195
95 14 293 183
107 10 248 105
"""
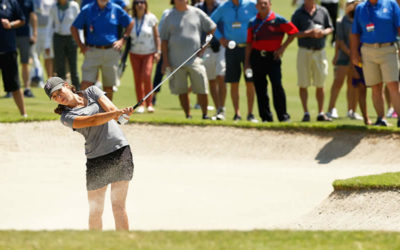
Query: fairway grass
1 230 400 250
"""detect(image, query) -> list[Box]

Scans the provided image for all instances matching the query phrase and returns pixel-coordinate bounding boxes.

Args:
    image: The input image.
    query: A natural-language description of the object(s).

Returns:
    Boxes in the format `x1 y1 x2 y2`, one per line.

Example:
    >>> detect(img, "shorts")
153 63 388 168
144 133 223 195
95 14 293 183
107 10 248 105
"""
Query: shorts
16 36 31 64
297 47 328 88
360 45 399 86
86 145 134 191
169 57 208 95
225 46 253 83
0 52 21 92
202 47 226 80
34 27 54 59
82 47 120 87
352 65 366 87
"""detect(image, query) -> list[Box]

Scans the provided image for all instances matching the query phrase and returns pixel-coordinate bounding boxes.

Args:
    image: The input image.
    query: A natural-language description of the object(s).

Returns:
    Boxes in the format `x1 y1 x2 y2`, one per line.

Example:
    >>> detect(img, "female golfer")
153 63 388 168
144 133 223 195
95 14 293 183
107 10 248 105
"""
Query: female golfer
44 76 134 230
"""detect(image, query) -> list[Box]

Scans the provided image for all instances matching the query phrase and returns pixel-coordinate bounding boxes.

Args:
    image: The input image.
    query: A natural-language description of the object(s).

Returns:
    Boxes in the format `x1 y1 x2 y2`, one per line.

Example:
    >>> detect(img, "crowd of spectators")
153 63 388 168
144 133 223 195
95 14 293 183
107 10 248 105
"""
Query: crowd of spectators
2 0 400 127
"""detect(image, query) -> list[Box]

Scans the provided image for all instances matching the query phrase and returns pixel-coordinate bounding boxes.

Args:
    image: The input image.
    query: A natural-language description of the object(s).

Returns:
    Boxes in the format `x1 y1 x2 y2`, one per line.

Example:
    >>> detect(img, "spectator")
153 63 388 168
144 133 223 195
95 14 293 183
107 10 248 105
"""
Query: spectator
31 0 54 87
16 0 37 98
151 7 172 106
321 0 339 45
211 0 259 122
81 0 127 11
46 0 80 89
71 0 134 101
326 0 362 121
291 0 334 122
0 0 28 116
245 0 298 123
196 0 227 120
160 0 216 119
127 0 160 113
351 0 400 127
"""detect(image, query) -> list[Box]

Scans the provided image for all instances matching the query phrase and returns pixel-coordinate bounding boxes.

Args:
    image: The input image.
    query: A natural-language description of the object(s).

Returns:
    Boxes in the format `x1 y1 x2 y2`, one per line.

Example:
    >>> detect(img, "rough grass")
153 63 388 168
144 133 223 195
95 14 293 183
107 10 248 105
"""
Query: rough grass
1 230 400 250
333 172 400 191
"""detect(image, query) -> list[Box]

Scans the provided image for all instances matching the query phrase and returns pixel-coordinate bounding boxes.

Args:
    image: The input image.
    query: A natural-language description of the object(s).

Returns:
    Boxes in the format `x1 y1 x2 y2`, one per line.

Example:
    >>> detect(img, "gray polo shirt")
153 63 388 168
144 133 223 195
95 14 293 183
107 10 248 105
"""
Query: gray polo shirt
336 15 352 63
160 6 216 68
291 5 333 50
61 86 129 159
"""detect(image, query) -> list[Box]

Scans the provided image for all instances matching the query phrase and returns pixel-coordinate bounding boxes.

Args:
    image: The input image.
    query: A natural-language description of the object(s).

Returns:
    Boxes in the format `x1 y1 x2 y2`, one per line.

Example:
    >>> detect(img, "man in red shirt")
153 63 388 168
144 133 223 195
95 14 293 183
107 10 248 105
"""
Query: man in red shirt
244 0 298 122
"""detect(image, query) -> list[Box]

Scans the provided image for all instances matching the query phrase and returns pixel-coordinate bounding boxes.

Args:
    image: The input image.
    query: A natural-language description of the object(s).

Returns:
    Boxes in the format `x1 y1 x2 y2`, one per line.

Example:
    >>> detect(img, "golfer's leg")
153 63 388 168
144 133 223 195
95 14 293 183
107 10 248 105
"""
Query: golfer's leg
87 185 107 230
111 181 130 230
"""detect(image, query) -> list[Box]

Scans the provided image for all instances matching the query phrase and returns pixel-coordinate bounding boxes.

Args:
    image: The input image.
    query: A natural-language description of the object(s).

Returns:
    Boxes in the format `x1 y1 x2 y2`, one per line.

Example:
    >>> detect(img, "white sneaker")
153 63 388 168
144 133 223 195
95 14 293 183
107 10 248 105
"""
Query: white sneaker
147 106 155 113
347 110 363 120
327 108 339 119
136 106 145 114
386 107 395 118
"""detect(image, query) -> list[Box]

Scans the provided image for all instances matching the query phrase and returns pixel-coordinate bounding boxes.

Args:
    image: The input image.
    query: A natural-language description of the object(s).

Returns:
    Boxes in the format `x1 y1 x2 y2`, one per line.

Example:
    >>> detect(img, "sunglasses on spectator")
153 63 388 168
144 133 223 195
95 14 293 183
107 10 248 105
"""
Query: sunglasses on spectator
134 1 145 5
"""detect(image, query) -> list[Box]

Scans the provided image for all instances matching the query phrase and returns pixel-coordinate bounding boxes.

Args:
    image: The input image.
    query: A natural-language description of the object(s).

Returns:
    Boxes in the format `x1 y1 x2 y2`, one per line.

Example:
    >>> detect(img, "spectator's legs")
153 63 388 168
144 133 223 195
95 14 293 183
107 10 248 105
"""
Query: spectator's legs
346 66 358 113
197 93 208 116
140 54 154 107
251 52 272 122
327 65 347 112
53 34 66 79
386 81 400 118
357 84 371 125
299 88 308 113
371 82 385 119
231 82 240 116
130 53 145 105
66 36 80 90
179 93 191 117
245 81 255 116
268 59 288 121
21 63 30 89
209 79 219 108
12 90 26 116
316 87 325 113
44 58 54 78
217 75 226 110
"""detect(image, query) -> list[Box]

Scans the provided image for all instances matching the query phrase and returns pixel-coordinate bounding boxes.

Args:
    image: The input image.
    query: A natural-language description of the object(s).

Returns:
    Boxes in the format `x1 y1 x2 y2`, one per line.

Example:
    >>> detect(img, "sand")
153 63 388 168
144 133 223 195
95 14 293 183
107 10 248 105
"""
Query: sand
1 121 399 231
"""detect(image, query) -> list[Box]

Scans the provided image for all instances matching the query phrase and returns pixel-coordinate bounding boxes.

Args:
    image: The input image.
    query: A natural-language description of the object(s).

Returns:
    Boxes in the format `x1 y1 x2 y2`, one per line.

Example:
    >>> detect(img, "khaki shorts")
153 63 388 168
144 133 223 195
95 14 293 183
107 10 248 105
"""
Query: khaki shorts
360 45 399 86
81 47 120 87
169 57 208 95
202 47 226 80
297 47 328 88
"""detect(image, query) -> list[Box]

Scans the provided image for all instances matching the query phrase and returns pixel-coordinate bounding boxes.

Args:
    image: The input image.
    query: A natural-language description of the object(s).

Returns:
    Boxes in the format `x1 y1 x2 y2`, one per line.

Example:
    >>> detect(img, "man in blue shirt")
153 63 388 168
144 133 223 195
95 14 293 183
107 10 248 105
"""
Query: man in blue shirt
0 0 28 117
351 0 400 127
71 0 133 101
211 0 259 122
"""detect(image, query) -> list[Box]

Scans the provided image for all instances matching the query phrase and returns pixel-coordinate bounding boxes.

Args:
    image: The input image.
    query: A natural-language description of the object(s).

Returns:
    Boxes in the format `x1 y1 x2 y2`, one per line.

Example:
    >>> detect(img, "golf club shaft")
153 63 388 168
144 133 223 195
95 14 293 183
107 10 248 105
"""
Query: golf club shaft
132 34 214 110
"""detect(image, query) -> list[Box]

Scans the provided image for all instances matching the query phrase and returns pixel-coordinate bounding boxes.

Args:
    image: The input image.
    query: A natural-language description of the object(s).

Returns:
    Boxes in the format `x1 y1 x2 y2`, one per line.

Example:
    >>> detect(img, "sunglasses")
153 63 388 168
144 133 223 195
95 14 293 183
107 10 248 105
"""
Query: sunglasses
134 1 145 5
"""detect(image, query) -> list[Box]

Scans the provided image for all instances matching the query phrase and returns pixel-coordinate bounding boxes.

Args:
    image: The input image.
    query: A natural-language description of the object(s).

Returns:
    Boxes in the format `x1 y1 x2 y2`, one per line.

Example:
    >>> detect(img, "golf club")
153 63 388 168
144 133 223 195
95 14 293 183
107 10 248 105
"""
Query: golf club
118 34 215 124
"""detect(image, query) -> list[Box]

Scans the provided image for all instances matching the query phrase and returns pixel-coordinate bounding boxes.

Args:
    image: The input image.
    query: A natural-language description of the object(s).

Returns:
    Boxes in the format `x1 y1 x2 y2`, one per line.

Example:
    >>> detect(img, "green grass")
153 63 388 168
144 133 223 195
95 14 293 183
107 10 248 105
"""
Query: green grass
333 172 400 191
1 230 400 249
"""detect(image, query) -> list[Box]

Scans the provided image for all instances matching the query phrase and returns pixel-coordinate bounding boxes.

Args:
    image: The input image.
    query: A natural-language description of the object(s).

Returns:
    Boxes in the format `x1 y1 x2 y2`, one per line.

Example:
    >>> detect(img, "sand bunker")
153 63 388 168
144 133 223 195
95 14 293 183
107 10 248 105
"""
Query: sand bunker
1 121 399 230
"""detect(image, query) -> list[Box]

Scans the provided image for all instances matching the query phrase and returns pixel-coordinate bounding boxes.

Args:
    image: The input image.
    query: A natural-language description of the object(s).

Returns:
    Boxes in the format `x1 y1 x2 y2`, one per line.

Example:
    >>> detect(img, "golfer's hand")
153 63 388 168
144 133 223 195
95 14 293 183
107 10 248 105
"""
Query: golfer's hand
1 19 11 29
274 47 285 60
122 106 134 116
219 37 228 48
113 39 124 51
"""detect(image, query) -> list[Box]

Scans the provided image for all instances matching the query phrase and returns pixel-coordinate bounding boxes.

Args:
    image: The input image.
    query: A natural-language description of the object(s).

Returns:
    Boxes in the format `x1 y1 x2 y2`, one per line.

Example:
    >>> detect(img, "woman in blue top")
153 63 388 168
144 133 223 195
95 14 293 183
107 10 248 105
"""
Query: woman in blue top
44 76 134 230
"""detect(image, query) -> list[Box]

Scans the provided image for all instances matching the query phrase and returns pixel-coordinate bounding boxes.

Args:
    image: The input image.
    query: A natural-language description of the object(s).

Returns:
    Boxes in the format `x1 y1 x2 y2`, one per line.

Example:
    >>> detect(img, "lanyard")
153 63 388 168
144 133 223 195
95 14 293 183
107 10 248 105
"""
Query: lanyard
253 12 272 37
135 15 145 37
233 2 240 22
57 8 66 23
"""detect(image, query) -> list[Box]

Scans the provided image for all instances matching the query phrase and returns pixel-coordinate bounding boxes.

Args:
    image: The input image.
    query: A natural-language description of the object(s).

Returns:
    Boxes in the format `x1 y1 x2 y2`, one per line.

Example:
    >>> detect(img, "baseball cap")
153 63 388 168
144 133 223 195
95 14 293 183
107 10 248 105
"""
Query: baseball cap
44 77 65 99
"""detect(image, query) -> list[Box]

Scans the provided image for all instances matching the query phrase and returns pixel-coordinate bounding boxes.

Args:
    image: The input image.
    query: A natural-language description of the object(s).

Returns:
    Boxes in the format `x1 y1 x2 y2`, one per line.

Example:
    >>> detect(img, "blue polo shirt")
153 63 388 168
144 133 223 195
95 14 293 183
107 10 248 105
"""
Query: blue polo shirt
80 0 126 10
352 0 400 43
15 0 34 37
0 0 25 52
210 0 257 44
72 1 132 46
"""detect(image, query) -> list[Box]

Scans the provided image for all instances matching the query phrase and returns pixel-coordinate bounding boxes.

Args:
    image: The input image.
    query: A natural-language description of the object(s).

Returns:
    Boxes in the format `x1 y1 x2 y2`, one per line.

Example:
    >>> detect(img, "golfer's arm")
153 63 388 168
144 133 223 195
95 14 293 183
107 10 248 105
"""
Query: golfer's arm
72 111 120 129
97 95 118 112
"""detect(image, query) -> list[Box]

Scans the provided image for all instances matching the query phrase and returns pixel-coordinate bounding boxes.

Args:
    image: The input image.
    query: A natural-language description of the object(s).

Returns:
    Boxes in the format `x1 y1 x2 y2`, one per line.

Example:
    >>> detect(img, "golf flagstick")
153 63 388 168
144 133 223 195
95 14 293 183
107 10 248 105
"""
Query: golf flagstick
118 34 214 124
